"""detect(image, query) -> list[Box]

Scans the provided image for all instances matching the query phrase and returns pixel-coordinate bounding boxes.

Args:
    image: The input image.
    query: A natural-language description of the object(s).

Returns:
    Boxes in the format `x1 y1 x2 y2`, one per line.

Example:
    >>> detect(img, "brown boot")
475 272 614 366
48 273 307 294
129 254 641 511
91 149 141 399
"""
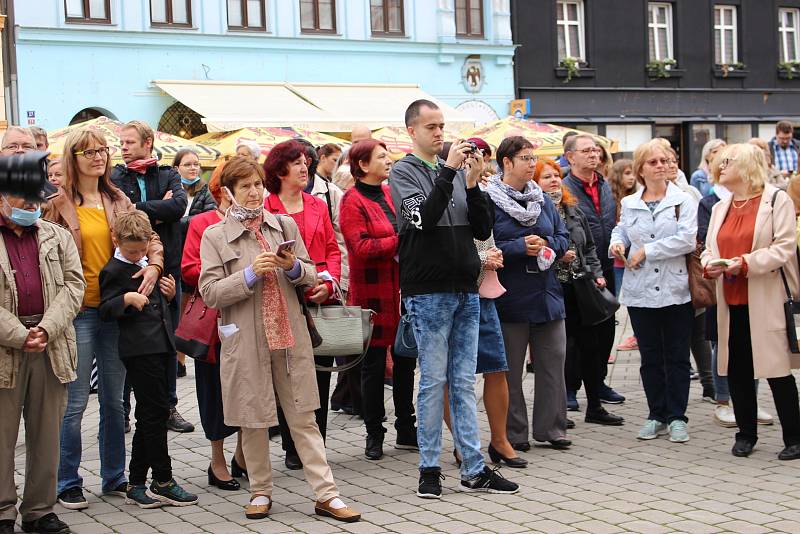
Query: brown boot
314 497 361 523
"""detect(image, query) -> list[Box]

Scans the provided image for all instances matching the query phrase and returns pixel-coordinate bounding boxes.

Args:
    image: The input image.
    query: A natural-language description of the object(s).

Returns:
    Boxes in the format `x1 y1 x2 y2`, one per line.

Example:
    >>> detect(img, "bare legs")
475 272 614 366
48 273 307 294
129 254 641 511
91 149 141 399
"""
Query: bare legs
210 431 245 480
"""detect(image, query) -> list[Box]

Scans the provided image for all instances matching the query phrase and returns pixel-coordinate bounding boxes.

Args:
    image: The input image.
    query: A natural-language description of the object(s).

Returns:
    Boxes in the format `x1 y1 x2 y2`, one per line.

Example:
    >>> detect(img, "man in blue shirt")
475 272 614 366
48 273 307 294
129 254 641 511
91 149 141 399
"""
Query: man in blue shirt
769 120 799 177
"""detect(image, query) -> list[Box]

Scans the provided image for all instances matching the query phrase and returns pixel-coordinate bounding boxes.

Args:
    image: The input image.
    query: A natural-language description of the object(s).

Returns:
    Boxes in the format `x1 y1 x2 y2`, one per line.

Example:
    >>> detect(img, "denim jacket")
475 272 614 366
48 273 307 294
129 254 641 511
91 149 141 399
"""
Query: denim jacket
609 182 697 308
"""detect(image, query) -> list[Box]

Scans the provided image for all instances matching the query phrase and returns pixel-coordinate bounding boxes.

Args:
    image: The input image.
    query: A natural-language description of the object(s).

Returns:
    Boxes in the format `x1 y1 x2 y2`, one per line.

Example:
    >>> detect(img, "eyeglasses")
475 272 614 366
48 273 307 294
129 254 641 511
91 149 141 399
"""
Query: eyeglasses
180 162 201 168
720 157 737 169
515 154 539 163
2 143 36 152
74 147 110 159
576 148 602 155
646 158 670 167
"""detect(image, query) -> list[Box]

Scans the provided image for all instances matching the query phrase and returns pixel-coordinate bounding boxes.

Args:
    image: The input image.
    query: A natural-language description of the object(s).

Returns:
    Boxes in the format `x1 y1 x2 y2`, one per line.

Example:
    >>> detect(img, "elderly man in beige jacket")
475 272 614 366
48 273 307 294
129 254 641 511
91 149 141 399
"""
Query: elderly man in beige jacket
0 189 85 534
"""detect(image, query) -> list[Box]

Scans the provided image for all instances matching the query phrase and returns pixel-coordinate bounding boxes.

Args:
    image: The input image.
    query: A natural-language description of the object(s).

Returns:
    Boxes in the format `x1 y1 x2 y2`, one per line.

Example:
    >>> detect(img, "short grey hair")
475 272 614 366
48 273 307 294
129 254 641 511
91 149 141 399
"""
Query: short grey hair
1 126 36 146
563 134 597 154
235 140 261 160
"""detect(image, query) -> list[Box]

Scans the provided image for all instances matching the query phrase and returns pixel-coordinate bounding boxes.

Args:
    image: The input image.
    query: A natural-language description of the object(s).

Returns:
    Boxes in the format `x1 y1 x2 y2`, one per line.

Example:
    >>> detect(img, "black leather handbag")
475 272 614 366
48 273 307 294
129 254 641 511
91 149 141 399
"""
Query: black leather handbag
572 248 620 326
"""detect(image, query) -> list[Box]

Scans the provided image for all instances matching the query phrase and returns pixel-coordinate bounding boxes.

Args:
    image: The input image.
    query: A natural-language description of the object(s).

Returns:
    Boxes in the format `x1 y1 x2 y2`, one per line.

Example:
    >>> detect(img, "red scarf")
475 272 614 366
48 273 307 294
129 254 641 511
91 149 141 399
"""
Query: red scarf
126 157 158 174
244 216 295 351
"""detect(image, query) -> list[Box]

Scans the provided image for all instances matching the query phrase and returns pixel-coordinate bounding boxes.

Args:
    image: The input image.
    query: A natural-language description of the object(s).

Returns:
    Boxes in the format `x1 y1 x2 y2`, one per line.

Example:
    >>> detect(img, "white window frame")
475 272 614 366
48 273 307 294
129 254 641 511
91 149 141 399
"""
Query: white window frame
714 5 738 65
779 8 800 63
648 2 673 61
556 0 586 61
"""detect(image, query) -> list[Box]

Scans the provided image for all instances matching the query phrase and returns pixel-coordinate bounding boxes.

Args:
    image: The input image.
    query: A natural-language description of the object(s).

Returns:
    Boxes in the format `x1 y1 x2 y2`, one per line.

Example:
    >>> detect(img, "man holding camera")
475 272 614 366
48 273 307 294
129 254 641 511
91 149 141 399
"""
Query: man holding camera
390 100 519 499
0 127 57 197
110 121 194 433
0 188 85 534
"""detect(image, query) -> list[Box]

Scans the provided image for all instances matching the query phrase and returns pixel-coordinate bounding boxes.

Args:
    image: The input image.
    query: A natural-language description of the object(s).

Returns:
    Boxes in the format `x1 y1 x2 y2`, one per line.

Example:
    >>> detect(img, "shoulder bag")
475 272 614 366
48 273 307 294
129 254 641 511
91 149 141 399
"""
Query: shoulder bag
571 247 620 326
771 190 800 353
394 299 418 358
174 290 219 363
676 204 716 309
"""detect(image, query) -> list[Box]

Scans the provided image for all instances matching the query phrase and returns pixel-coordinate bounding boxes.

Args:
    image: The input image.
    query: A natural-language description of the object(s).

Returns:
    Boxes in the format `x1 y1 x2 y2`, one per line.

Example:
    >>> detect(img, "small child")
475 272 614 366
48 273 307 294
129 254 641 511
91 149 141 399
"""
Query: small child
99 210 198 509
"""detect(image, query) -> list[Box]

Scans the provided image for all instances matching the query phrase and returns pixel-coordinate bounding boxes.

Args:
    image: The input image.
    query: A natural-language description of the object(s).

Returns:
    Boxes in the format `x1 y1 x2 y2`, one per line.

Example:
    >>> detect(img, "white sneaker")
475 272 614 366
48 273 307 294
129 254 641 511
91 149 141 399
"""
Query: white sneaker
637 419 668 440
714 405 737 428
757 406 774 425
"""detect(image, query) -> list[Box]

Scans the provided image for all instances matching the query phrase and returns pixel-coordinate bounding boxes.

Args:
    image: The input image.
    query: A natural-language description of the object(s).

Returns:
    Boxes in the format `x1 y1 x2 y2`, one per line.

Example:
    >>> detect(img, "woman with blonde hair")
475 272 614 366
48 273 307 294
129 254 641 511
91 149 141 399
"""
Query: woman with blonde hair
701 143 800 459
748 137 787 190
691 139 726 197
610 139 697 443
44 128 165 509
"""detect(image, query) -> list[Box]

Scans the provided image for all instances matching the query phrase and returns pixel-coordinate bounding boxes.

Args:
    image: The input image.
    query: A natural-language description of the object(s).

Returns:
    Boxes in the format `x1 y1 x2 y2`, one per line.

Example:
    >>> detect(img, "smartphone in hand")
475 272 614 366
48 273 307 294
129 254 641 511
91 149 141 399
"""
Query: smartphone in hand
276 240 296 257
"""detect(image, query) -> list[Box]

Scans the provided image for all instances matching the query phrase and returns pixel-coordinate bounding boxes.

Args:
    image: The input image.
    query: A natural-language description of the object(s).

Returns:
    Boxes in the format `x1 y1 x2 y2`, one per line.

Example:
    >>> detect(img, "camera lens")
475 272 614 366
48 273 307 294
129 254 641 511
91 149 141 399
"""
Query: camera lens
0 151 49 201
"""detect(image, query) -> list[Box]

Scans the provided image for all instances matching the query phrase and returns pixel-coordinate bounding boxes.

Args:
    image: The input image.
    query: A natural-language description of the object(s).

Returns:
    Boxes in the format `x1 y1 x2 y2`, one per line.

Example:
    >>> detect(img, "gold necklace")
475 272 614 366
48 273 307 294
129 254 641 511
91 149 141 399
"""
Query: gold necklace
732 197 752 209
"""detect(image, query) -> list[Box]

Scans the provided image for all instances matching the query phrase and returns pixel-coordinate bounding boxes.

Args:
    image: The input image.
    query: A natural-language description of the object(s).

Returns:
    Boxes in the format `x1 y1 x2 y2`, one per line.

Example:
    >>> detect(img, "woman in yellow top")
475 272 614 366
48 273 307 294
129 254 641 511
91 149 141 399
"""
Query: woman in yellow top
43 128 164 510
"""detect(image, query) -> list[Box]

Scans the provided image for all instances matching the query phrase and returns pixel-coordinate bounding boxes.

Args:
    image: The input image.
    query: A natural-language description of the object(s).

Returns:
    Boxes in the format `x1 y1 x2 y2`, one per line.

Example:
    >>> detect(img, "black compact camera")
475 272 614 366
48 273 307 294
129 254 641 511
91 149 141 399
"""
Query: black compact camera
466 141 479 154
0 151 50 201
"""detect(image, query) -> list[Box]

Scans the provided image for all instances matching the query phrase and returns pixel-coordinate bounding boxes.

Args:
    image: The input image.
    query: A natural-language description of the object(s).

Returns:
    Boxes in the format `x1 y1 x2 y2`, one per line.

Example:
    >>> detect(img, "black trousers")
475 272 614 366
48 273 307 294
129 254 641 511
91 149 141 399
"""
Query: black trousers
361 346 417 435
563 283 607 412
727 305 800 446
122 353 172 485
278 356 333 454
330 359 362 412
598 268 616 380
690 311 714 393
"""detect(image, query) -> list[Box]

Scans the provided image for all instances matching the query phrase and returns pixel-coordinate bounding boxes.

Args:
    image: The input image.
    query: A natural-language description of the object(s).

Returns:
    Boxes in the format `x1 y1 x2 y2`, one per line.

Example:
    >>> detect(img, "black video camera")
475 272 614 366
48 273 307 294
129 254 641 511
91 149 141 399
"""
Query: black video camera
0 151 50 201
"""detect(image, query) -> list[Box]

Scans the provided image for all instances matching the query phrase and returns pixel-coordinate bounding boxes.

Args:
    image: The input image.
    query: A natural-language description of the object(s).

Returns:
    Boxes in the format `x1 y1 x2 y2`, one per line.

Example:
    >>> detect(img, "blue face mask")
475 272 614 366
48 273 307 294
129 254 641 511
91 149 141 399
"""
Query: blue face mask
181 176 201 186
10 206 41 227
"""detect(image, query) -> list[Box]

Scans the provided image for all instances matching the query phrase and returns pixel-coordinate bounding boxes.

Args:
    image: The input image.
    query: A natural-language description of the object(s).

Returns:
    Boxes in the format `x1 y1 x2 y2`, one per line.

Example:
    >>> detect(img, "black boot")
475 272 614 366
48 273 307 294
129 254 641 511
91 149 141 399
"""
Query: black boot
365 432 384 460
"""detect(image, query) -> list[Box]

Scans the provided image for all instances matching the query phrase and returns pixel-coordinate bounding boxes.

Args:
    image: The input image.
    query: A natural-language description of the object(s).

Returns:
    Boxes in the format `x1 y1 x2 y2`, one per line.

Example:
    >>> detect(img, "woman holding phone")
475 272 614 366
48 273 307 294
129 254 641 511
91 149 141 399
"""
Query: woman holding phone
263 140 342 471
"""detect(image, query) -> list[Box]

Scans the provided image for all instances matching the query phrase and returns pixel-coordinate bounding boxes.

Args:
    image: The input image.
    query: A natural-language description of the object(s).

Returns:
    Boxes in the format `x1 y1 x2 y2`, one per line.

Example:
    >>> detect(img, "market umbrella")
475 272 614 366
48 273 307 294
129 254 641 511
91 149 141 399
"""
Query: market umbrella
461 117 618 157
47 116 222 165
191 127 349 163
371 126 460 160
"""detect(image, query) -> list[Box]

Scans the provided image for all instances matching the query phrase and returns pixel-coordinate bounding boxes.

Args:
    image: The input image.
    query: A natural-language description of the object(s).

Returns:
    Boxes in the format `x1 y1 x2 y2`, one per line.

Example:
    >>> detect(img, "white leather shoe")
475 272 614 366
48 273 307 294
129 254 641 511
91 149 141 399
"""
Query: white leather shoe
757 406 774 425
714 405 737 428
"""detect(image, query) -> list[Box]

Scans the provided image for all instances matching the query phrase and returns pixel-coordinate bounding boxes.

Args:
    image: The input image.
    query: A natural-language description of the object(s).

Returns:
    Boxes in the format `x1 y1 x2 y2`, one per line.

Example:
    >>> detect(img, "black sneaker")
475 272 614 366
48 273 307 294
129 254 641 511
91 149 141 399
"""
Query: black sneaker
21 513 70 534
147 479 198 506
417 468 444 499
125 484 162 509
166 407 195 433
103 481 128 498
177 362 187 378
57 487 88 510
460 466 519 494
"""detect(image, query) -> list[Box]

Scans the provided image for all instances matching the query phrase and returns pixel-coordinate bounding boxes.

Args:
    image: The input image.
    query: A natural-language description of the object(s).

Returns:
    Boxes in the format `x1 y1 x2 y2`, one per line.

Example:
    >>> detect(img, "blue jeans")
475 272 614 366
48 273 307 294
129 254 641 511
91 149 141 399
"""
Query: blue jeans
613 267 625 298
404 293 484 479
58 308 127 494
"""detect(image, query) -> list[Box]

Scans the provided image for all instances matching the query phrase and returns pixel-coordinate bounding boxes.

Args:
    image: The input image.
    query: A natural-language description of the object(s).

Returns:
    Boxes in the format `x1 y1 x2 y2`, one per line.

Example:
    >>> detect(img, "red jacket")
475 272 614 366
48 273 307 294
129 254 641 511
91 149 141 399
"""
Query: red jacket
339 184 400 348
264 192 342 294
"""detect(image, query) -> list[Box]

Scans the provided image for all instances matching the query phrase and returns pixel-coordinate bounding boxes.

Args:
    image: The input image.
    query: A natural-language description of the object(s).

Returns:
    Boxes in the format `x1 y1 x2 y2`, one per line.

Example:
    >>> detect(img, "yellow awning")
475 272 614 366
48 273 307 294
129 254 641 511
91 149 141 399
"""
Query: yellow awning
152 80 476 132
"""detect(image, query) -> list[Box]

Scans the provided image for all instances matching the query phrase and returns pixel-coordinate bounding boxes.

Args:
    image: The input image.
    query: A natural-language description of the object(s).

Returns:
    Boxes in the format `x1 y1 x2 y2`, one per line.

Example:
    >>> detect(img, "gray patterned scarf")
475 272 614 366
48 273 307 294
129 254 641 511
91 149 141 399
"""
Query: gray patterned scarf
485 173 544 226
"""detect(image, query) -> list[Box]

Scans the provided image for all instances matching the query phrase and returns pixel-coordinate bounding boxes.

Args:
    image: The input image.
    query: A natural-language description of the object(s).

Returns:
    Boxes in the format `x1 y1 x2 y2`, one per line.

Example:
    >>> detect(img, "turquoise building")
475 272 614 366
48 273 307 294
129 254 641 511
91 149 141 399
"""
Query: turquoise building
6 0 516 135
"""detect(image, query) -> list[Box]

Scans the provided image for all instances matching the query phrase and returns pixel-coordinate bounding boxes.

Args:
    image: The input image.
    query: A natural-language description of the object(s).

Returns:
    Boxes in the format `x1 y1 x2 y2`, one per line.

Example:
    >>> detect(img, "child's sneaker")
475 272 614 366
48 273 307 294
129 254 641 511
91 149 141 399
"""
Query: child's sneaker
125 484 162 509
147 479 198 506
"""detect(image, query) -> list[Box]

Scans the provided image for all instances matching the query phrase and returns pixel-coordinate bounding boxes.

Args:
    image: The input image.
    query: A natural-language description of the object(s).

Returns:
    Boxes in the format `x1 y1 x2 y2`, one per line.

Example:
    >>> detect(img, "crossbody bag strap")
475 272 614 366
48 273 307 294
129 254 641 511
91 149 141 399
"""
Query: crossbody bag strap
770 190 797 301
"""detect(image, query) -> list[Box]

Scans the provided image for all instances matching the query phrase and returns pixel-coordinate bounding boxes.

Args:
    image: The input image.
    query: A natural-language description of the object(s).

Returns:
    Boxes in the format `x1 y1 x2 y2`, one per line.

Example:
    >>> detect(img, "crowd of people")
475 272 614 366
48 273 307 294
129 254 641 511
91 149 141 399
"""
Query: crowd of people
2 109 800 533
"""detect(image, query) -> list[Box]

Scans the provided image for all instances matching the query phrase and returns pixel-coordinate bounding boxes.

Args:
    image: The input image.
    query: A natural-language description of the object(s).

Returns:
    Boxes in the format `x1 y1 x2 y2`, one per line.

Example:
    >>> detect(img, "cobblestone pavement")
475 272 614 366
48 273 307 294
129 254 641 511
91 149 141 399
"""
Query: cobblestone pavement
12 310 800 534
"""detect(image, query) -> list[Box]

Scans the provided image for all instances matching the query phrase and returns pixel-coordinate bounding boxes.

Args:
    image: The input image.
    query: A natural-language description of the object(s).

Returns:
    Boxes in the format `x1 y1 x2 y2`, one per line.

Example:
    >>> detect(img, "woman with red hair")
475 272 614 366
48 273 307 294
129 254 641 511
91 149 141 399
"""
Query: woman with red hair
263 140 342 471
533 158 624 427
340 139 418 460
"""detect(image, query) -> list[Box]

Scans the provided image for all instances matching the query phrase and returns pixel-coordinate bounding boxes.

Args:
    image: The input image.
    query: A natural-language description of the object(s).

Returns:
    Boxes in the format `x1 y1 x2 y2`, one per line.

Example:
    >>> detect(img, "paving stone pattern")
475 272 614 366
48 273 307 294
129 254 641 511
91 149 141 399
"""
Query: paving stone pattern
12 310 800 533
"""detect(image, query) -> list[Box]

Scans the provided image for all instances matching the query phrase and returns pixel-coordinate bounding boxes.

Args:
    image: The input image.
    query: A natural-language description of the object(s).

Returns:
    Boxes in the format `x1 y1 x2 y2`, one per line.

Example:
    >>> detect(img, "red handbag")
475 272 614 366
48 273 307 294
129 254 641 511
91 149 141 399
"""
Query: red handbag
174 290 220 363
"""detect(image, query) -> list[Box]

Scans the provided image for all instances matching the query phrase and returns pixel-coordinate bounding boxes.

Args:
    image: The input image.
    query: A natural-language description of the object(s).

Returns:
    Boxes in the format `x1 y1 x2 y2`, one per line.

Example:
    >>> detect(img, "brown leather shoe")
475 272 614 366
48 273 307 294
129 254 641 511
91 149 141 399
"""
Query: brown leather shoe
314 497 361 523
244 494 271 519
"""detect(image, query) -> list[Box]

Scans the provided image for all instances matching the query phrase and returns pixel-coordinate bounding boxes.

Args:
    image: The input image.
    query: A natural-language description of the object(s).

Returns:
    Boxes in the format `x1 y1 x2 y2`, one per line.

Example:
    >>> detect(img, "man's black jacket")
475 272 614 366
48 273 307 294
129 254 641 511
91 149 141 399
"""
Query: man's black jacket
111 163 187 278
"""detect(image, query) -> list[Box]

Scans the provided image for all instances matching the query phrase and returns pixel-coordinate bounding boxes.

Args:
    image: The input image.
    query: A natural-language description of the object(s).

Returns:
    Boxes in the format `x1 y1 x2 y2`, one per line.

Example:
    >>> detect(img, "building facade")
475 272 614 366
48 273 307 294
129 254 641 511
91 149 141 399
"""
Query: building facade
3 0 515 135
512 0 800 168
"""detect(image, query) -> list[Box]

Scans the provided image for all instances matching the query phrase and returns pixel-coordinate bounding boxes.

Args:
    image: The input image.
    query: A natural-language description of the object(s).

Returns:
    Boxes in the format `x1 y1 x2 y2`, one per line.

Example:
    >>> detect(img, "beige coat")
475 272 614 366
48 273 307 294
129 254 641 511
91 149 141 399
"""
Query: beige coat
0 220 85 388
199 210 318 428
701 184 800 378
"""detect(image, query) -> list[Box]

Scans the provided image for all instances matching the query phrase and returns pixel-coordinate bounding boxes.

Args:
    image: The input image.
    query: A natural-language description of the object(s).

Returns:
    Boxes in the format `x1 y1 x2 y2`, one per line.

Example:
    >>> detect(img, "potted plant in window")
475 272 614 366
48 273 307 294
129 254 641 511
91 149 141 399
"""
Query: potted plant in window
646 58 678 79
778 61 800 80
558 57 581 84
716 62 746 78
